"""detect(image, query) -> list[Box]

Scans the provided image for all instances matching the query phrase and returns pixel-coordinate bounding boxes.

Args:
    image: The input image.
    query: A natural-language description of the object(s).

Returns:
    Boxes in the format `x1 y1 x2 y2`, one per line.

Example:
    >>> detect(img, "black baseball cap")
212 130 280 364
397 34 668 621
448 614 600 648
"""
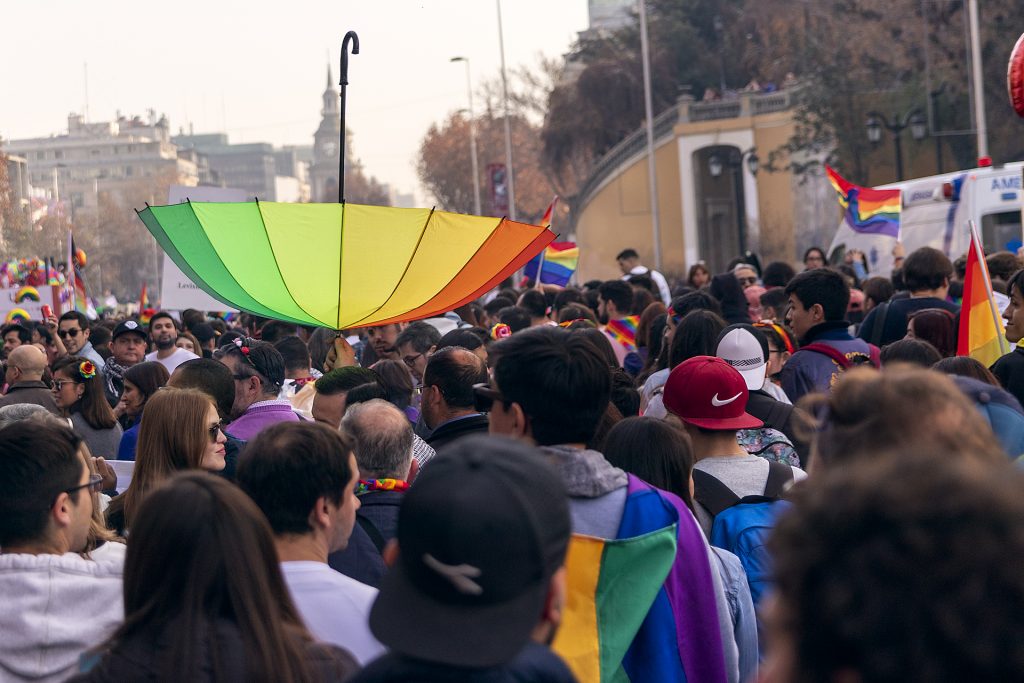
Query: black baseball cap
112 319 148 343
369 435 570 668
191 322 217 344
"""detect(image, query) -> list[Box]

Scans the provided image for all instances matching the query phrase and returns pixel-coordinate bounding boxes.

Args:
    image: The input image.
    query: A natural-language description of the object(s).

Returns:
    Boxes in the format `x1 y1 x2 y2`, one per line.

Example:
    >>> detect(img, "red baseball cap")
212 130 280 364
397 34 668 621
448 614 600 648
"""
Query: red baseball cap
663 355 763 430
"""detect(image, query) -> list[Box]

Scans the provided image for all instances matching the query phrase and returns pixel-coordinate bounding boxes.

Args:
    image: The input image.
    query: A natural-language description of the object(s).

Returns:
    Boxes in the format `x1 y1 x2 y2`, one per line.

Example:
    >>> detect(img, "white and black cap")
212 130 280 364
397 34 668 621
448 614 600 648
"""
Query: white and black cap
716 323 770 391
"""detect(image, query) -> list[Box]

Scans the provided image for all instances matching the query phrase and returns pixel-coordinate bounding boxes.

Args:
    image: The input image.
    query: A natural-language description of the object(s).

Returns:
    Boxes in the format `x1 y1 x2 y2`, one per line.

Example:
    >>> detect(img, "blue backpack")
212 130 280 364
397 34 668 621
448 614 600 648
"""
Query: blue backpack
693 461 793 606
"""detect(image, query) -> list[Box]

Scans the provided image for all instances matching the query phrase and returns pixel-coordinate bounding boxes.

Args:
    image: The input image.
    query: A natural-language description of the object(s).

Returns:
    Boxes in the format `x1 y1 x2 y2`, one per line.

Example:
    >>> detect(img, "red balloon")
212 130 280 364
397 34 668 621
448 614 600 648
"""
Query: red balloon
1008 31 1024 117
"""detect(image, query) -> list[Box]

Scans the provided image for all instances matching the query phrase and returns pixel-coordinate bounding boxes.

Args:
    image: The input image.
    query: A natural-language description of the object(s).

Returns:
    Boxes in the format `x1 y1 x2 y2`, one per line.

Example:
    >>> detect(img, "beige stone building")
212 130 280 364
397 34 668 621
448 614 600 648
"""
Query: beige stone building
4 113 199 213
573 87 834 281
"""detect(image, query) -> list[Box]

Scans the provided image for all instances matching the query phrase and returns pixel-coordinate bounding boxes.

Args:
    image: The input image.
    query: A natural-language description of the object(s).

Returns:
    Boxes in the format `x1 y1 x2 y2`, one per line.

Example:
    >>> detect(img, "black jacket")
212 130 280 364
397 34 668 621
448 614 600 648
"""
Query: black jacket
426 413 490 452
329 489 404 588
68 619 358 682
349 642 576 683
745 390 811 467
992 347 1024 408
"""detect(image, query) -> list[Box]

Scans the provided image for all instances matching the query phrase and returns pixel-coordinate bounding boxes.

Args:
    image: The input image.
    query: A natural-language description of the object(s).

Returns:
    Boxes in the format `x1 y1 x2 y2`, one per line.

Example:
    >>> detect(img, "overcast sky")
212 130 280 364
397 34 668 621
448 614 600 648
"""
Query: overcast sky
3 0 590 203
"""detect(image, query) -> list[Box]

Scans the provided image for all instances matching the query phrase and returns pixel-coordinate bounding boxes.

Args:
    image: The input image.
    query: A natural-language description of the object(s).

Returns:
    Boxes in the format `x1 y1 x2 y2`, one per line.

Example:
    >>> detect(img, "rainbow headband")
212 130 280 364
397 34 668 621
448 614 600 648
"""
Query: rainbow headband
753 321 796 354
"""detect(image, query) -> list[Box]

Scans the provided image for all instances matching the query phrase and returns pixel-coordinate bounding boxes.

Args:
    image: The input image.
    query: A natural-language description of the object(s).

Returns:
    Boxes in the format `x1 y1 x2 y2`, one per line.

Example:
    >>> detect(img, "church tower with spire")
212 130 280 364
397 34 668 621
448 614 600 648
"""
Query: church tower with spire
310 64 341 203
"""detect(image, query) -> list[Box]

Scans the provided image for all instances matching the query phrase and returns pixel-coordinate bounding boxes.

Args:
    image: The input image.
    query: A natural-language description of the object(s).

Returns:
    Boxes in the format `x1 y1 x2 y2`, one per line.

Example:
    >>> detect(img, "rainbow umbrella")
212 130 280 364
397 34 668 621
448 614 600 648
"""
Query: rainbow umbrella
136 201 552 328
135 32 553 328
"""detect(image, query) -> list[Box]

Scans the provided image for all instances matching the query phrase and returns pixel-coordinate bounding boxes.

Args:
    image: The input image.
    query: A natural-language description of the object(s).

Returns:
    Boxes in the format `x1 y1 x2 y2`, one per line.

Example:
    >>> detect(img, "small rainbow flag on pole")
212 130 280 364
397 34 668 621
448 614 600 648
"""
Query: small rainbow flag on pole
826 165 901 238
523 241 578 287
69 233 90 313
523 198 578 287
957 221 1009 366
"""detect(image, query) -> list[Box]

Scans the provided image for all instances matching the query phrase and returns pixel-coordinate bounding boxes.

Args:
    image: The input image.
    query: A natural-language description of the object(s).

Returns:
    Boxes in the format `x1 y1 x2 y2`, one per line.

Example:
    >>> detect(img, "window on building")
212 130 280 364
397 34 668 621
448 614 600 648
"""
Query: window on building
55 150 64 160
125 166 133 177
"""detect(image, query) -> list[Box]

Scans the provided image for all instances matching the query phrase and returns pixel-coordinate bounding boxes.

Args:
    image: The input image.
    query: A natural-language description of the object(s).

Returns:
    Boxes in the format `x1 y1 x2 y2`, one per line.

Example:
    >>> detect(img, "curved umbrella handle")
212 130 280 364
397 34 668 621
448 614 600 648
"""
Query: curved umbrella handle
341 31 360 86
339 31 360 203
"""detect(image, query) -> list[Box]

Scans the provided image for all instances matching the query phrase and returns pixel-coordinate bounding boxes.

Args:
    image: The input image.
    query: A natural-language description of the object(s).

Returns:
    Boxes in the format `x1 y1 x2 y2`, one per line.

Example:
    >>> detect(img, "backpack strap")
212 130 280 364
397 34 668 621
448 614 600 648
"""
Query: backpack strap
763 461 795 499
869 302 890 348
801 342 852 369
692 469 742 517
867 343 882 368
761 398 793 430
356 514 387 554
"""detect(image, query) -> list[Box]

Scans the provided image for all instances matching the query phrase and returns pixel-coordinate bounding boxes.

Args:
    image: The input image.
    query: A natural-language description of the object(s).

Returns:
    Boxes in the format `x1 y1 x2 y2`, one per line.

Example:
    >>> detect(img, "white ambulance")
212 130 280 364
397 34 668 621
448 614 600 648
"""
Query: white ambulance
828 162 1024 275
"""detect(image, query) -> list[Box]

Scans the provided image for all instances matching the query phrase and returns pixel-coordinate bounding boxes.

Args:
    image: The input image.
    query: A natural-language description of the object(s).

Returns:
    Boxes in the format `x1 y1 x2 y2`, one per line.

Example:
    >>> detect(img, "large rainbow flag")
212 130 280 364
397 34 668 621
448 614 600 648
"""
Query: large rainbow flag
524 241 578 287
826 165 901 238
957 222 1009 366
553 476 728 683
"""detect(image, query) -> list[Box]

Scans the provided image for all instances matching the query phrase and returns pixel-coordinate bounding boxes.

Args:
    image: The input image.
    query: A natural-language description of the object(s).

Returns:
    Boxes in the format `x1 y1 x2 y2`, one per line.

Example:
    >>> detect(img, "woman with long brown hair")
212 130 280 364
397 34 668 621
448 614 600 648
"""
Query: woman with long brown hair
105 387 226 535
52 356 122 459
72 473 358 682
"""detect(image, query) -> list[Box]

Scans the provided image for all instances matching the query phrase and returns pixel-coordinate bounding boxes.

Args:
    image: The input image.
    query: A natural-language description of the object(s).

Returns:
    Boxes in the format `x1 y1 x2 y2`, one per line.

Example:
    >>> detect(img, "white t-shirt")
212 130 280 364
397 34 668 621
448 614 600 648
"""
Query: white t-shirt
280 561 385 665
145 347 199 373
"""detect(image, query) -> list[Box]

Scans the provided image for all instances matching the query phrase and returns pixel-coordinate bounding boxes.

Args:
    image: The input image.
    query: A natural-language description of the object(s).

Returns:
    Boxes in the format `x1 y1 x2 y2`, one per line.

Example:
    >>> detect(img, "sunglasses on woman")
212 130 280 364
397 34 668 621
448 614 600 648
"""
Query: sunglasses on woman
208 422 225 442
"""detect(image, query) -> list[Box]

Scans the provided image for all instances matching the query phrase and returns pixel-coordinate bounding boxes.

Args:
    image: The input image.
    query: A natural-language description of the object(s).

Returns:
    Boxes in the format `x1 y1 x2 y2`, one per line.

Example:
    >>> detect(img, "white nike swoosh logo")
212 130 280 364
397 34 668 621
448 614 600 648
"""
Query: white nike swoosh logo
711 392 742 407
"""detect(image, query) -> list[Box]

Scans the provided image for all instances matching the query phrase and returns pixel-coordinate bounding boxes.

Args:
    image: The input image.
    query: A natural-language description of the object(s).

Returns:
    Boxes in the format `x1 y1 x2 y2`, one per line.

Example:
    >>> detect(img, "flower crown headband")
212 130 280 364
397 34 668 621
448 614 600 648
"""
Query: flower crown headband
232 337 258 368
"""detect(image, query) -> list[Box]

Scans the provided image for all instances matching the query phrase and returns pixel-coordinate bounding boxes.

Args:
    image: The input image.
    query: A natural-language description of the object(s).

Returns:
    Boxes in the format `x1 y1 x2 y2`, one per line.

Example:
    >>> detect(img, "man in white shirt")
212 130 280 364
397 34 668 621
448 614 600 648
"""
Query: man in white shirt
144 311 197 373
617 248 671 304
236 421 385 665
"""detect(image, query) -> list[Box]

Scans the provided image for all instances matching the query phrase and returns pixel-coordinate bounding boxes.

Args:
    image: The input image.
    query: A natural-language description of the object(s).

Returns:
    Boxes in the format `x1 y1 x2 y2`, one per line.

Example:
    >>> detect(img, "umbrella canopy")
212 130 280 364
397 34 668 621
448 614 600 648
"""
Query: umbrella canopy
137 200 554 329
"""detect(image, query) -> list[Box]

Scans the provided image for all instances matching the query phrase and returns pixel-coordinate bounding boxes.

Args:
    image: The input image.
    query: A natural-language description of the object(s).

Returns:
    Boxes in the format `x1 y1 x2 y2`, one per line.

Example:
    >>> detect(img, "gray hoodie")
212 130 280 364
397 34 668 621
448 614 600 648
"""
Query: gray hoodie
0 553 124 682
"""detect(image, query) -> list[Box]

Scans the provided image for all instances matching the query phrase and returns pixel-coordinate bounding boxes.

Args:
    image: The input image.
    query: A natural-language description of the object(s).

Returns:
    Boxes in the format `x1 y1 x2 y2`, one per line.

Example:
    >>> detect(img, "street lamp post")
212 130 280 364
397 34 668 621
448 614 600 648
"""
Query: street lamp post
496 0 517 221
638 0 662 270
865 109 927 181
713 15 726 93
708 147 758 256
450 56 482 216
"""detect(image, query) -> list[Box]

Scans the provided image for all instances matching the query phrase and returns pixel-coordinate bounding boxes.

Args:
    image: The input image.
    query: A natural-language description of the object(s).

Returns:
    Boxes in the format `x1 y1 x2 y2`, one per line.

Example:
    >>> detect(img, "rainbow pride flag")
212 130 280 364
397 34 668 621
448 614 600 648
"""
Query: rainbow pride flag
957 222 1009 366
826 166 901 238
523 241 578 287
605 315 639 353
553 476 728 682
69 235 90 313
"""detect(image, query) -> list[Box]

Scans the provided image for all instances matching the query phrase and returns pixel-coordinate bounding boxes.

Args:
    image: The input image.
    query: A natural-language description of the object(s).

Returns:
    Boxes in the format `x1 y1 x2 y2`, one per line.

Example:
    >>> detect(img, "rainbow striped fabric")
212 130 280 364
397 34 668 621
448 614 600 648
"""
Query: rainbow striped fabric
957 226 1009 365
605 315 640 353
826 165 901 238
69 238 90 313
524 241 578 287
553 475 728 682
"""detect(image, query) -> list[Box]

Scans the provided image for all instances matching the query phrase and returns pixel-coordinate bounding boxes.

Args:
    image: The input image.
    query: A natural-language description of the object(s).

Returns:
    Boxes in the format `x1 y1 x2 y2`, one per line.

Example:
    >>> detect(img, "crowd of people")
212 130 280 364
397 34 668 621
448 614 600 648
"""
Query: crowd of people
2 241 1024 682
